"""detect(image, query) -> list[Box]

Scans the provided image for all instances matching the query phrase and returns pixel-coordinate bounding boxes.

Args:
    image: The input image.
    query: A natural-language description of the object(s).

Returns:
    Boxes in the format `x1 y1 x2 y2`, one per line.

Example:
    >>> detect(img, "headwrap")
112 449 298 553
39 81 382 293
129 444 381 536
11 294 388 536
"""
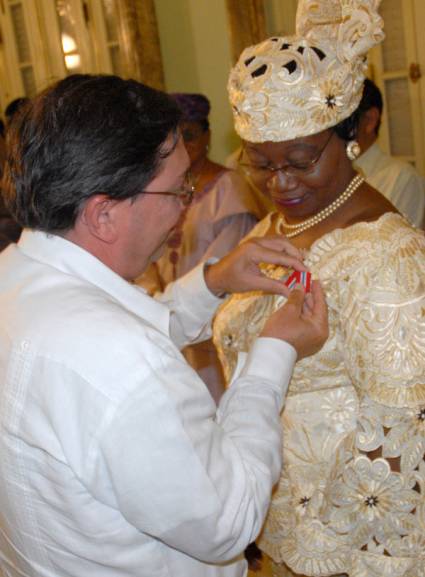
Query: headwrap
228 0 384 142
170 93 210 124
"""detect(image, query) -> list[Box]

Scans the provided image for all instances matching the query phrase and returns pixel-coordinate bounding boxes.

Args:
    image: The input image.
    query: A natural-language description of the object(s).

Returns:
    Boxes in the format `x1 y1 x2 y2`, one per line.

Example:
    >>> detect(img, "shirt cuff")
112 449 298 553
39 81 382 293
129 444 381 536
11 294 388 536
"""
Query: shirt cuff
241 337 297 389
173 260 223 317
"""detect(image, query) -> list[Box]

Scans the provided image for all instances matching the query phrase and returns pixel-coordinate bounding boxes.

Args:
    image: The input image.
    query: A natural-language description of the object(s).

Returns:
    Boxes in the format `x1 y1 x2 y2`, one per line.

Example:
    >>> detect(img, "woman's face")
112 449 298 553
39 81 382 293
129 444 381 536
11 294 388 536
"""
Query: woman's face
180 121 209 166
240 130 351 220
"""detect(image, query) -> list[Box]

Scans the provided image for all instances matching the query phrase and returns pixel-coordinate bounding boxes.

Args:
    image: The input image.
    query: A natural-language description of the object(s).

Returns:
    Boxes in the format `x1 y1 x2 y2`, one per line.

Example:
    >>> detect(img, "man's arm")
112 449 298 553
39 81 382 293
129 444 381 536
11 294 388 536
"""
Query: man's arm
93 332 296 563
92 283 327 563
157 236 312 350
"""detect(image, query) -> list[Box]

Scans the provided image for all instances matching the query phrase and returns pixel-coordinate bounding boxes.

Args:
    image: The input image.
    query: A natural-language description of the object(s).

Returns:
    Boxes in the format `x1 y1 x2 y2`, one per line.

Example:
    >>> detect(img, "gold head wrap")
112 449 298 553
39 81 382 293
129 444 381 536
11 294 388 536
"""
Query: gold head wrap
228 0 384 142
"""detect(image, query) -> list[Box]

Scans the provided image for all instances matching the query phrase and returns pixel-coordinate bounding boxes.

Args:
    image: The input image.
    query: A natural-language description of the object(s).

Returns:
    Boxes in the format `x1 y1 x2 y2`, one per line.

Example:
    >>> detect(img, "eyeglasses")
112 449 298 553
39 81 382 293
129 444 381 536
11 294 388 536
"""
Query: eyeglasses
238 131 334 179
141 172 195 206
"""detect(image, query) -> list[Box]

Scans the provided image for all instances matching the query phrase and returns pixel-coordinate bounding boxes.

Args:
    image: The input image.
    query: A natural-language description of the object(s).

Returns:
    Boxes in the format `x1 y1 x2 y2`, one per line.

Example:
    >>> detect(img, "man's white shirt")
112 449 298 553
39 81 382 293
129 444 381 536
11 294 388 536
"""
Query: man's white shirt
0 230 296 577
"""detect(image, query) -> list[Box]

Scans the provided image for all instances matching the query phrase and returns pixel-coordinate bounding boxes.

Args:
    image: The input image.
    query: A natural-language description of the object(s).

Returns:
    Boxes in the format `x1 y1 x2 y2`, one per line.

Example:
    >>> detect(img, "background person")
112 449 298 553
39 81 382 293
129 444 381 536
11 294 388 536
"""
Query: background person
4 96 30 127
354 78 425 228
0 73 328 577
139 92 271 402
214 1 425 576
0 102 24 251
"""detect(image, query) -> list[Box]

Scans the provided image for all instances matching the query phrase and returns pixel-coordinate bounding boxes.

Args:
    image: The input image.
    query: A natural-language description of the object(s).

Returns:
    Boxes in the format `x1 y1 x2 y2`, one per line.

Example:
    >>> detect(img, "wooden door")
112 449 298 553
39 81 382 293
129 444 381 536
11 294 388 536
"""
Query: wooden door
369 0 425 175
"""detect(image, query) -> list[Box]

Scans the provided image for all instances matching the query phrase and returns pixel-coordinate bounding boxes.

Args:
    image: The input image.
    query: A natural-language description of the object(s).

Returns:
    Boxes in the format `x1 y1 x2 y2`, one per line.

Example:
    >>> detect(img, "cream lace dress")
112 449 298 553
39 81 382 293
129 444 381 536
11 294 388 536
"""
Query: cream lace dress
213 213 425 577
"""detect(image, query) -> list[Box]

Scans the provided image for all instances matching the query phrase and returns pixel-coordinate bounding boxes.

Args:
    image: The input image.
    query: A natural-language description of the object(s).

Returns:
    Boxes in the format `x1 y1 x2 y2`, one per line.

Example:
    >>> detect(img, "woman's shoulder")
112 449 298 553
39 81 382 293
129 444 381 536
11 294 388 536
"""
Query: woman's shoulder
309 213 425 314
309 212 424 269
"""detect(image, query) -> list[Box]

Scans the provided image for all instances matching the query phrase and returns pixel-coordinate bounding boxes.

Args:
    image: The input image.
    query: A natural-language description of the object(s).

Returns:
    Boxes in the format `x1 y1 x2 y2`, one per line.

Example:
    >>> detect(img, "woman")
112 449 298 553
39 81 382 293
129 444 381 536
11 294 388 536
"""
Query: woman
214 1 425 576
139 93 270 402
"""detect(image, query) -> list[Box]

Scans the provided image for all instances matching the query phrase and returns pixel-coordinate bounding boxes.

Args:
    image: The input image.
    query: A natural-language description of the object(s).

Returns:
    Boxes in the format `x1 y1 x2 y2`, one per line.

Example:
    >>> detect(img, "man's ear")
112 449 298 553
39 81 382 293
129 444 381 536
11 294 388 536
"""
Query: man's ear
80 194 121 243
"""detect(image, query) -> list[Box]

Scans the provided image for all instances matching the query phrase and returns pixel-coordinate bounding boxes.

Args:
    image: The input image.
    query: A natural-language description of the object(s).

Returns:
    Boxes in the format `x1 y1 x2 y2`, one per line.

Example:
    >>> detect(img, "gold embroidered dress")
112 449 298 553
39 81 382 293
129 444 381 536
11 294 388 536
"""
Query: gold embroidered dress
214 213 425 577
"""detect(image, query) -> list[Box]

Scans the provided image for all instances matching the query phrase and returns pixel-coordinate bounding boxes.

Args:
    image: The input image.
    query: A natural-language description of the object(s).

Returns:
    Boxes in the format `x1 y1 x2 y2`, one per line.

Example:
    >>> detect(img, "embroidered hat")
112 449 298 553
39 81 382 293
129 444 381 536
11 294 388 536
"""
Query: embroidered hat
170 93 210 124
228 0 384 142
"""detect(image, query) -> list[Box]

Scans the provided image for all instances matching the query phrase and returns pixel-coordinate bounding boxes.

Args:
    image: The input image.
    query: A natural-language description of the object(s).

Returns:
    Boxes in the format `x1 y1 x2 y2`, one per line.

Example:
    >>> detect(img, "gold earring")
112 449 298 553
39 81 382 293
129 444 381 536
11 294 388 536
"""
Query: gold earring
346 140 361 160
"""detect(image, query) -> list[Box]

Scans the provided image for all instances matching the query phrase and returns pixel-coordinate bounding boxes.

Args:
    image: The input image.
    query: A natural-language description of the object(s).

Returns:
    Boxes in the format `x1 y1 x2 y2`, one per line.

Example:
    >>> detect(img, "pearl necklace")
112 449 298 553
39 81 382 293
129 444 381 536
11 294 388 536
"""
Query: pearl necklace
276 174 364 238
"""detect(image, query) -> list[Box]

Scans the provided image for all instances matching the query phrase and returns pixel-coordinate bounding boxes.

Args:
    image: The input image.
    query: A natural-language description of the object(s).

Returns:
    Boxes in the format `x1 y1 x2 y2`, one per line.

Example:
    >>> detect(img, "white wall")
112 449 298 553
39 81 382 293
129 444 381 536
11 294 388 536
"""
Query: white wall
154 0 239 164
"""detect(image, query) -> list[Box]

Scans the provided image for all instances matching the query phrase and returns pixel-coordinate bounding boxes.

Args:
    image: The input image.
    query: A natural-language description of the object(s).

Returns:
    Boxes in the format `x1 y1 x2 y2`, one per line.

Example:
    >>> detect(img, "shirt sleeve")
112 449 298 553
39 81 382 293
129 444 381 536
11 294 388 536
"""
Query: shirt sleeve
336 227 425 409
91 334 296 564
333 224 425 473
156 261 223 350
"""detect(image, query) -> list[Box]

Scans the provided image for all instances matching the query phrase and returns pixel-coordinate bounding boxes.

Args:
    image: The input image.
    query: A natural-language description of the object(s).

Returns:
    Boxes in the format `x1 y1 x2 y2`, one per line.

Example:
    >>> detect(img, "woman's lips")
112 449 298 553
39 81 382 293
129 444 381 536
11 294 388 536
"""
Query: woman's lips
272 194 305 207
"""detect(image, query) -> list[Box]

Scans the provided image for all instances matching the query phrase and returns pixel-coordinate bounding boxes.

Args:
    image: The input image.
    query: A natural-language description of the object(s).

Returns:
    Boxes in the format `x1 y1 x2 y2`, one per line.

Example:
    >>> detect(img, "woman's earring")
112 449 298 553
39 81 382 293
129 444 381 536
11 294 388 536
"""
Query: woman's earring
346 140 361 161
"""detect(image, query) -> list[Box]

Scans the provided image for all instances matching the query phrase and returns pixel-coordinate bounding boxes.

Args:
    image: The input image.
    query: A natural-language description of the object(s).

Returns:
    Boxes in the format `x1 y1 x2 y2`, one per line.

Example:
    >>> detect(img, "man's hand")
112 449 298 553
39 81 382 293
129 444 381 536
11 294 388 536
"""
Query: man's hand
261 282 328 359
204 236 307 298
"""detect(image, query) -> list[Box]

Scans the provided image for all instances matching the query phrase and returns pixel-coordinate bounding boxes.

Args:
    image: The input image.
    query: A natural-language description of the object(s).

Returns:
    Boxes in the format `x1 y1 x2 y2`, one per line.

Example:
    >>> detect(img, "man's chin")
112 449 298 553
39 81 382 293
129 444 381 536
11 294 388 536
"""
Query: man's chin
149 224 179 263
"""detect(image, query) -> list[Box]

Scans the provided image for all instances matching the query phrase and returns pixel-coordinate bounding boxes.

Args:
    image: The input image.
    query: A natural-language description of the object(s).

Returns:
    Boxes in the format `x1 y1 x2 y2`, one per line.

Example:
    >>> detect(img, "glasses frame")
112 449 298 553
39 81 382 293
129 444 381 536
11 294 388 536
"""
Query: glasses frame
238 130 334 178
141 172 195 206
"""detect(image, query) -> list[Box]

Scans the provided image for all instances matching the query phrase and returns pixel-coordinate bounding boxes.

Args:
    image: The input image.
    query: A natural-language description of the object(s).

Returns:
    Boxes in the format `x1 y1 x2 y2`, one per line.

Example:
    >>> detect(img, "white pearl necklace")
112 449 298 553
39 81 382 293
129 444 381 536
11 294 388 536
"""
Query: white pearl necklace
276 174 364 238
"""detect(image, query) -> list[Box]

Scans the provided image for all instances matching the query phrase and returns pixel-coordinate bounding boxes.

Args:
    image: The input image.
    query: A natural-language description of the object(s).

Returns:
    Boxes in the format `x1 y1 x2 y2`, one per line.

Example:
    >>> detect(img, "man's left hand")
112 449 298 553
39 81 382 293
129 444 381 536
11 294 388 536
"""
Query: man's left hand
204 236 307 298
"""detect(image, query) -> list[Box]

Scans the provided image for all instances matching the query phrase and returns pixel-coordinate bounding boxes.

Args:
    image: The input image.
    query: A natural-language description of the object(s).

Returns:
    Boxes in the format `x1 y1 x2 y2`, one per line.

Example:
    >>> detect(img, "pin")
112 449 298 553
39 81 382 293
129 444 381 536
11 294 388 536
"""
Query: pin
284 270 311 292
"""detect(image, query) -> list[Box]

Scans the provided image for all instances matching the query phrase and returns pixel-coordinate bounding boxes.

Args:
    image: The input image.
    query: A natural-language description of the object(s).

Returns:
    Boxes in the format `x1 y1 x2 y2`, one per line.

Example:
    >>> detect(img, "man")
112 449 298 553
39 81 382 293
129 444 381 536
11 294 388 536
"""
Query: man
354 78 425 228
0 74 328 577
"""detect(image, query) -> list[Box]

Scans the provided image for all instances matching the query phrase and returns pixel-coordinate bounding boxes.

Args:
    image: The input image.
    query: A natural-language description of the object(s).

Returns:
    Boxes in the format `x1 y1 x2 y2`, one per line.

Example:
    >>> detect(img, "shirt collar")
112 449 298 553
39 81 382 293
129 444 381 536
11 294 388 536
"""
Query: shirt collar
18 229 171 336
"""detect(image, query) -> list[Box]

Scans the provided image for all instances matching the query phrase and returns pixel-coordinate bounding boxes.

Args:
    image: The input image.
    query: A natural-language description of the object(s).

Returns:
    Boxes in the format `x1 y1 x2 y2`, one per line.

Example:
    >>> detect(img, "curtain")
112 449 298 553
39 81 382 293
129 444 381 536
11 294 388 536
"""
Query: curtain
116 0 164 90
225 0 267 64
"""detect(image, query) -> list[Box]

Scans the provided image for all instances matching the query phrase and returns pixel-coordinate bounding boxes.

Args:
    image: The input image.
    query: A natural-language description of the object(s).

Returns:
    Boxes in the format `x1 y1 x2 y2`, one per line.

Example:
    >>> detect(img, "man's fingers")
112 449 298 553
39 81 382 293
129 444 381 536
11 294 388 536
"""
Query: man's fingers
310 280 328 320
302 292 314 315
252 235 304 260
249 245 307 272
285 284 306 311
249 276 291 298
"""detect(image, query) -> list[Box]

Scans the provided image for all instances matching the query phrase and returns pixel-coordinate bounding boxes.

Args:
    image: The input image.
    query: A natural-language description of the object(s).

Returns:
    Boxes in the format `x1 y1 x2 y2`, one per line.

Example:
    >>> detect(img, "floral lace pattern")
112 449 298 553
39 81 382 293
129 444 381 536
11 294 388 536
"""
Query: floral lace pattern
214 213 425 577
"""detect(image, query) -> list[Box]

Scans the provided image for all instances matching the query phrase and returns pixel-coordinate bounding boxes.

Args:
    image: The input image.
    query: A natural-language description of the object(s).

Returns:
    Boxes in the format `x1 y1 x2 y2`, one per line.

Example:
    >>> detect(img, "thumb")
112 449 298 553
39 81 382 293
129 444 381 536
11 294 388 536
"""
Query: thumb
285 284 305 311
309 280 328 319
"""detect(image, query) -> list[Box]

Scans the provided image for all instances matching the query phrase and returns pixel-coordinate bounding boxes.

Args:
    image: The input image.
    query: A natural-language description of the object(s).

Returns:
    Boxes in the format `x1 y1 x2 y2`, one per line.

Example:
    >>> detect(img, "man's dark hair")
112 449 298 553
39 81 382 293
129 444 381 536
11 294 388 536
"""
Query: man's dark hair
2 75 181 232
4 97 30 122
333 78 384 141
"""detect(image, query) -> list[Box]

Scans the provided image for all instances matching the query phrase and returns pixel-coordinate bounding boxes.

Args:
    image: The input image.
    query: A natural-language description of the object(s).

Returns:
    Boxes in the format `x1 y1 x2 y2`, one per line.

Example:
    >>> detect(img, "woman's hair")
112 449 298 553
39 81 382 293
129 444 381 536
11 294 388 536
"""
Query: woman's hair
333 78 383 141
333 109 360 142
2 74 181 233
170 93 210 132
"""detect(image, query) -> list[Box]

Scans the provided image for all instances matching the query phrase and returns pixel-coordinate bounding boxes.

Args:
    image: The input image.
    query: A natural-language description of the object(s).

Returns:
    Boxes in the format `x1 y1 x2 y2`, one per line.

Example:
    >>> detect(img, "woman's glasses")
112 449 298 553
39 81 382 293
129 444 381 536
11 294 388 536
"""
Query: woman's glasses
238 131 334 179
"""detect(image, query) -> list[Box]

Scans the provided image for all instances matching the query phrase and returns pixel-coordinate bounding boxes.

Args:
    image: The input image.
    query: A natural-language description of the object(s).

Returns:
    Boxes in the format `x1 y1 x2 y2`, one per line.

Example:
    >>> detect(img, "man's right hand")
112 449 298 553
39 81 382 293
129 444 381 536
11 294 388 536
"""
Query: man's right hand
260 281 329 359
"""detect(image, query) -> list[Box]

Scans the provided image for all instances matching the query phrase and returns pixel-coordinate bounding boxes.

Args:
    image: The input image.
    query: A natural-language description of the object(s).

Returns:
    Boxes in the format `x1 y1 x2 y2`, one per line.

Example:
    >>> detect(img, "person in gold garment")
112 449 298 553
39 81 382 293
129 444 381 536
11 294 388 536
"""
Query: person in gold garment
213 1 425 576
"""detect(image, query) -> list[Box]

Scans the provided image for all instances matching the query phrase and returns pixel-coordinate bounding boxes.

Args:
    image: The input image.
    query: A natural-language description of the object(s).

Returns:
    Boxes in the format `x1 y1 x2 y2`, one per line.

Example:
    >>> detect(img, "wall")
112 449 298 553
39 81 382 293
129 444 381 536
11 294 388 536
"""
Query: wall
154 0 239 164
264 0 297 36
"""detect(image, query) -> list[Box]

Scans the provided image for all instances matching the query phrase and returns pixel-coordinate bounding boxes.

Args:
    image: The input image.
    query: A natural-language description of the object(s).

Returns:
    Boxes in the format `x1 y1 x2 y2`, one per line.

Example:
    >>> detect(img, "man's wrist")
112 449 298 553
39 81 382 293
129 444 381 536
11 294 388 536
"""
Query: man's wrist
203 261 227 298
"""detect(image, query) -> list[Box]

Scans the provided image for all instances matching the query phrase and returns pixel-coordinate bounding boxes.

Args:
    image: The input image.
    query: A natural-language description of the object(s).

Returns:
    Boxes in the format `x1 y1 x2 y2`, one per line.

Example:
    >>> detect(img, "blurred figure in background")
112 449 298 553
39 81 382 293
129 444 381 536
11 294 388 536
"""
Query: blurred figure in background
354 78 425 228
0 98 29 251
138 92 269 402
5 97 30 127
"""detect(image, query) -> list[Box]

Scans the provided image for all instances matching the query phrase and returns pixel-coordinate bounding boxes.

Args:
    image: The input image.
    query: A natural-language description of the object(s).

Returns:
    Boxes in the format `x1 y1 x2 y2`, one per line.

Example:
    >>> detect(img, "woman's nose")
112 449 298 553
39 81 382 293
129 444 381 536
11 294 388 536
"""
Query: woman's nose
266 169 298 193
